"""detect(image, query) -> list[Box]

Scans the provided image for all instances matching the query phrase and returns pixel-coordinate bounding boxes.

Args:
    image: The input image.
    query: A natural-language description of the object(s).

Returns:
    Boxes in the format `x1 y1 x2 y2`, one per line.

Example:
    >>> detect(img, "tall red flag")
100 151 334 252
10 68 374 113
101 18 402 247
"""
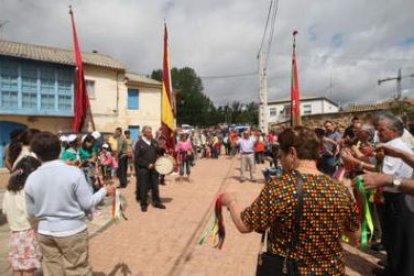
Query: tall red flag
161 23 176 152
291 30 301 127
69 6 90 132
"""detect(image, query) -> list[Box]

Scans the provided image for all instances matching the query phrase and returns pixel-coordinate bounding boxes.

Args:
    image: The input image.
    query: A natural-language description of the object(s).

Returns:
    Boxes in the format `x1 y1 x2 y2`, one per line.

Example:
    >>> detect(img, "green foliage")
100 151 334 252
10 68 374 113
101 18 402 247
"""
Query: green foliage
151 67 258 127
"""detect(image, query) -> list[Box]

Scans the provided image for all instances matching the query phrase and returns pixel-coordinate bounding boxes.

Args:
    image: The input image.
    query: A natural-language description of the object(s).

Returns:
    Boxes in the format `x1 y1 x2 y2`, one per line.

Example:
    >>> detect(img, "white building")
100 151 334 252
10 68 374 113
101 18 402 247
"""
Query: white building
268 96 339 124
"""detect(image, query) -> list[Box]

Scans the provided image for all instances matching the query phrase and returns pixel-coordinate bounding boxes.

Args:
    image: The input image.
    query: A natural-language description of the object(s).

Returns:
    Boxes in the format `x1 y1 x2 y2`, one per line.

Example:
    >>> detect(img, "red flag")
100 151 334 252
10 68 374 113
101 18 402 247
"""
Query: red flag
291 30 301 127
161 23 176 152
69 6 90 132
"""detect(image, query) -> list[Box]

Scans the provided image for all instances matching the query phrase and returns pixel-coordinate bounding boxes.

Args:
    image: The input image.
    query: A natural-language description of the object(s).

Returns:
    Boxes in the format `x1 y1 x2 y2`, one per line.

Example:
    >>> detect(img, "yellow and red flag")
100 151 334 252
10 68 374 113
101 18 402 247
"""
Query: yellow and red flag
161 23 176 150
69 6 90 132
291 30 301 127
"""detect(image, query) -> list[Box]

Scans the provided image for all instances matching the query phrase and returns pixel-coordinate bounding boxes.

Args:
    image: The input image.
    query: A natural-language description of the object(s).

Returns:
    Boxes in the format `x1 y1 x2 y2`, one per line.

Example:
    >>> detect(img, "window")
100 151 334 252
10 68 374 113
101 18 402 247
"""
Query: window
21 64 38 109
0 61 19 109
0 57 74 115
57 69 73 112
269 107 277 116
303 104 312 115
127 88 139 110
86 80 95 99
40 67 56 110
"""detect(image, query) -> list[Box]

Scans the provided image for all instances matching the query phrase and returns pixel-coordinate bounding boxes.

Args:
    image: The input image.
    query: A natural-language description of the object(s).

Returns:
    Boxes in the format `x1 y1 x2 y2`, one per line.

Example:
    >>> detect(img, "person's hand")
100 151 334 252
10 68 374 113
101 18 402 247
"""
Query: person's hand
340 148 356 163
106 185 116 197
148 163 154 169
375 143 403 158
221 191 237 207
360 171 392 190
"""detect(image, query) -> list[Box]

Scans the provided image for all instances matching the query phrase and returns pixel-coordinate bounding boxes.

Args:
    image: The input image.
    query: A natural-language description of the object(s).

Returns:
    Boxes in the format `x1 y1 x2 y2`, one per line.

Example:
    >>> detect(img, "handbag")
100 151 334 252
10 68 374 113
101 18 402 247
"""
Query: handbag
256 172 305 276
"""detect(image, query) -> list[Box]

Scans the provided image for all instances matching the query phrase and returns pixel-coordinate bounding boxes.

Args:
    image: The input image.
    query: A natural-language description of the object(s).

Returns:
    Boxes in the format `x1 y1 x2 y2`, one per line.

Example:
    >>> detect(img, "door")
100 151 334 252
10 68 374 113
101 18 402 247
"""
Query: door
128 125 140 144
0 121 27 167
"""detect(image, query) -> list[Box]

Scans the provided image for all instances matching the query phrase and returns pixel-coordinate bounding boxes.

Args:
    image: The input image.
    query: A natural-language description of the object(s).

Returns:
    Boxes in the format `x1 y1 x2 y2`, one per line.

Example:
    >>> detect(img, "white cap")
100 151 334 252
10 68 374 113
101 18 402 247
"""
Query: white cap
91 131 101 140
67 134 77 143
59 136 68 142
102 143 109 149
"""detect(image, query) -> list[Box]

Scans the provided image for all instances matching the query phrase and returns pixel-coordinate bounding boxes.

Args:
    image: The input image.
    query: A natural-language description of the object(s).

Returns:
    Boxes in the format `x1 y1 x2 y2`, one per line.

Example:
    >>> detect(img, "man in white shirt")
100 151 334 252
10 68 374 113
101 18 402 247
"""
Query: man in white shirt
372 112 414 276
237 130 257 182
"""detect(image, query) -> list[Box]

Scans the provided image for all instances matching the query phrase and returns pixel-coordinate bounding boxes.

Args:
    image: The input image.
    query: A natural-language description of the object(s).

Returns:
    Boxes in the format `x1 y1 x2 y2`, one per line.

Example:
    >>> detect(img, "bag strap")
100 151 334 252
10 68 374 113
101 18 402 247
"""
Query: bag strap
288 171 305 256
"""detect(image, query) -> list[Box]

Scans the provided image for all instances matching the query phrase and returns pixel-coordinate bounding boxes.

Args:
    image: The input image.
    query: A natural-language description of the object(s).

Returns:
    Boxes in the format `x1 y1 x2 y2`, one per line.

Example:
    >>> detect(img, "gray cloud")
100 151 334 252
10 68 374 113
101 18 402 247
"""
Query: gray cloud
1 0 414 107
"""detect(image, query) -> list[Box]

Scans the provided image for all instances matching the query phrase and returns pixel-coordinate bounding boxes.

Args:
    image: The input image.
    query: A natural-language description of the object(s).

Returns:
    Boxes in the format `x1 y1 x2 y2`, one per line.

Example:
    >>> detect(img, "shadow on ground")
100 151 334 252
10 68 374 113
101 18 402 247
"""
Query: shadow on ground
93 262 135 276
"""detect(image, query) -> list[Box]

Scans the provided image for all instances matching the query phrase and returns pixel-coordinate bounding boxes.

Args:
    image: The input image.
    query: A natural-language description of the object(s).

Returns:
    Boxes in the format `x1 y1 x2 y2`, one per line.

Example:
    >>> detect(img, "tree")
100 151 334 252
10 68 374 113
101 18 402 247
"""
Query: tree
151 67 218 127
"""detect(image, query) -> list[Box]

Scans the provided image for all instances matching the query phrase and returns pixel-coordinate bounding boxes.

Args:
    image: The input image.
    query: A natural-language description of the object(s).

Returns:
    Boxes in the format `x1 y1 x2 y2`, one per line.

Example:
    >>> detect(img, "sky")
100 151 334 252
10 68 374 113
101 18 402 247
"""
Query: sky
1 0 414 107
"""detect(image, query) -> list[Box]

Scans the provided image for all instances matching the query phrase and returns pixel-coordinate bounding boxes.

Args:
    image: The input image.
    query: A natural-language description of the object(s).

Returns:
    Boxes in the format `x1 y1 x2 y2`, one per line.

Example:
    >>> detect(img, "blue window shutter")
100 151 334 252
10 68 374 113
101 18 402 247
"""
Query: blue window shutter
128 89 139 110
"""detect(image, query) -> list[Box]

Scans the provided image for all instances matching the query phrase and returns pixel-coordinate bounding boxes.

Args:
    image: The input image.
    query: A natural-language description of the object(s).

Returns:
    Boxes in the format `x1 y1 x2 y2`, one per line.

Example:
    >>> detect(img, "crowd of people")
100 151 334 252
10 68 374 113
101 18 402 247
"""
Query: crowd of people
222 112 414 276
2 110 414 275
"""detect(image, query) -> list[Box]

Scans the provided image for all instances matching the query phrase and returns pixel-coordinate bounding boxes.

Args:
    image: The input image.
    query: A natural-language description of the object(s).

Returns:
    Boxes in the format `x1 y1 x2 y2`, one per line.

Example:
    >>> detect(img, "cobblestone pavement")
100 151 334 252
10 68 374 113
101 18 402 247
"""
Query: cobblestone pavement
0 158 384 276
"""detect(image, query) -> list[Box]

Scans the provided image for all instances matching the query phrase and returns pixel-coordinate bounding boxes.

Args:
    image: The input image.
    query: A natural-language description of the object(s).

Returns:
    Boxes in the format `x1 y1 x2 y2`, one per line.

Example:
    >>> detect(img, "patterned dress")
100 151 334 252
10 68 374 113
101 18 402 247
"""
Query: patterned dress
241 173 359 275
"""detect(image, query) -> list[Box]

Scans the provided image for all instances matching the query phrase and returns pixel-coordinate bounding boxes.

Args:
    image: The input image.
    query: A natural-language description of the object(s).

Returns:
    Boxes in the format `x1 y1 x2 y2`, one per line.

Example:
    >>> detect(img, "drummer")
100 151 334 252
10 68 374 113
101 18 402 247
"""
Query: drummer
176 131 194 181
134 126 166 212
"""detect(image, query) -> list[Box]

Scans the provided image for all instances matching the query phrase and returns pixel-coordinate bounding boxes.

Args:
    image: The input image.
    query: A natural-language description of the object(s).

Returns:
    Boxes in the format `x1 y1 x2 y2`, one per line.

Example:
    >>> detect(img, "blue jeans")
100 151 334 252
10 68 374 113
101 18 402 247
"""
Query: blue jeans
179 160 191 176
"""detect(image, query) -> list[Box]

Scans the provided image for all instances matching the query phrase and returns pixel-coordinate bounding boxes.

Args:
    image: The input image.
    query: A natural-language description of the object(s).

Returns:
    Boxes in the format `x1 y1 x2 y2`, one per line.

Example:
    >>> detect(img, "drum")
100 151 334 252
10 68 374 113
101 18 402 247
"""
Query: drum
155 155 175 175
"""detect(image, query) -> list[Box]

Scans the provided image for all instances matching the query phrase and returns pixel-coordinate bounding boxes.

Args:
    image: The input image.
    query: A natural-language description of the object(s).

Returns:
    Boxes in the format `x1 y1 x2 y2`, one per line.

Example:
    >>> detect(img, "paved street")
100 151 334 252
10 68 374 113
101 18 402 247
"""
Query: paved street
89 157 383 276
0 157 384 275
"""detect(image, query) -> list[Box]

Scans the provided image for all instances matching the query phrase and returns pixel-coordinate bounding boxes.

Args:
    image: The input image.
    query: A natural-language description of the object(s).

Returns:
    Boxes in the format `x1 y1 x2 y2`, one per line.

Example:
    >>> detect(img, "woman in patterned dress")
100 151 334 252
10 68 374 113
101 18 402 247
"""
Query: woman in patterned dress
222 126 361 275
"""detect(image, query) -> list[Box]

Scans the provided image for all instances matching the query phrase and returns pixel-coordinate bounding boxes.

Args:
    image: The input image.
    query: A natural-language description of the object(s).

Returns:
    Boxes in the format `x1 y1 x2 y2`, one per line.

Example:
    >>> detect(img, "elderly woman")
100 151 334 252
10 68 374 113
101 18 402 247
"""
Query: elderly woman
222 127 360 275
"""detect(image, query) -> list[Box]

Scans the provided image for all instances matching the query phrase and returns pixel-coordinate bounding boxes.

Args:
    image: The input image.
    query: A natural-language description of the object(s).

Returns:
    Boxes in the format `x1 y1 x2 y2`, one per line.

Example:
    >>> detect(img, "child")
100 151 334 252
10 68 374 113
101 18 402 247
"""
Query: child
61 134 80 166
79 134 98 191
2 156 42 276
99 143 114 183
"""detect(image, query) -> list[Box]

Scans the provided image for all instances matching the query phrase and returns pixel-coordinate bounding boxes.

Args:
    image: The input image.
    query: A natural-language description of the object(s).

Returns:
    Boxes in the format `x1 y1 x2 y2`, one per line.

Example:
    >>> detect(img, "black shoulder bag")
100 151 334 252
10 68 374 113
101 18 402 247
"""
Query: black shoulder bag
256 172 305 276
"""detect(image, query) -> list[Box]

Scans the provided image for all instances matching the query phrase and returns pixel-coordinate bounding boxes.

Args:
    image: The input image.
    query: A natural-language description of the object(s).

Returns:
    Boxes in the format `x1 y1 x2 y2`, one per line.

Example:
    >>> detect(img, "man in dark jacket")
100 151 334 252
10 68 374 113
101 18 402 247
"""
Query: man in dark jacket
134 126 166 212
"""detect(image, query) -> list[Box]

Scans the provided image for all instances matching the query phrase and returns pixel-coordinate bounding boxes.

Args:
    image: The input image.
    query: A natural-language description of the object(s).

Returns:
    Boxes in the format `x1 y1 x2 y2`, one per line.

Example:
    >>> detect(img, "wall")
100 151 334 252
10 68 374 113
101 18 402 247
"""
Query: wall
270 110 380 132
84 65 161 133
0 115 72 132
0 64 162 136
122 83 161 133
268 99 339 124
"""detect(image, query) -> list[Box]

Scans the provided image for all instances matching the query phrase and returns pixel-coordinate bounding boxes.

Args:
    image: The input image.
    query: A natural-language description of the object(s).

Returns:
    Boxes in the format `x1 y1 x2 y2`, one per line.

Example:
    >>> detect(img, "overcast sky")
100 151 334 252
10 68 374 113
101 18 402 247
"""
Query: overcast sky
1 0 414 107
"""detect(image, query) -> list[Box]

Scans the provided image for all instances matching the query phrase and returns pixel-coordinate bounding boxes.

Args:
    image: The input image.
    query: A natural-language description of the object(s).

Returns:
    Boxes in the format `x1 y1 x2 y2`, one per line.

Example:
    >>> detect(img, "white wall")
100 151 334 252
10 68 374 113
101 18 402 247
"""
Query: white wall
268 99 339 123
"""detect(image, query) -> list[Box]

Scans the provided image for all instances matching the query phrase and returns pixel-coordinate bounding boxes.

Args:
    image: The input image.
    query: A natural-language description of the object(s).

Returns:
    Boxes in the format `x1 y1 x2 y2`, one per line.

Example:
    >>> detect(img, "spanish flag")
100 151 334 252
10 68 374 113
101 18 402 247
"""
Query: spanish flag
291 30 301 127
69 6 90 132
161 23 175 150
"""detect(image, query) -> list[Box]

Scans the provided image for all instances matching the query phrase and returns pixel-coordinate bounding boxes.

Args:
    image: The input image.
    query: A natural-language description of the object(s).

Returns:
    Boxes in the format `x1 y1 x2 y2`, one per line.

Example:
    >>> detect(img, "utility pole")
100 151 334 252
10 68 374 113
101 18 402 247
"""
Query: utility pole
258 51 268 133
377 68 414 99
257 0 279 133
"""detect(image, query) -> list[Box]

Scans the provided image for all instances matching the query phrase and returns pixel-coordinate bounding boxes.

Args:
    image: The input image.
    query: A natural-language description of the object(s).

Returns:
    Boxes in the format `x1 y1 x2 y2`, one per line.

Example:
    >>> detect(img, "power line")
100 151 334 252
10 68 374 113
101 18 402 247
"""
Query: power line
199 71 258 79
265 0 279 65
258 0 274 56
272 52 414 62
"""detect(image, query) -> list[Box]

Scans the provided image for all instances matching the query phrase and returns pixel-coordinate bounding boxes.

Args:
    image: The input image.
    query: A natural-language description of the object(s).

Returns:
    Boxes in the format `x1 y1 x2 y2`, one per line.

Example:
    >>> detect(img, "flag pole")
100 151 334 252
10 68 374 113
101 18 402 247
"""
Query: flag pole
69 5 95 132
291 30 301 127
